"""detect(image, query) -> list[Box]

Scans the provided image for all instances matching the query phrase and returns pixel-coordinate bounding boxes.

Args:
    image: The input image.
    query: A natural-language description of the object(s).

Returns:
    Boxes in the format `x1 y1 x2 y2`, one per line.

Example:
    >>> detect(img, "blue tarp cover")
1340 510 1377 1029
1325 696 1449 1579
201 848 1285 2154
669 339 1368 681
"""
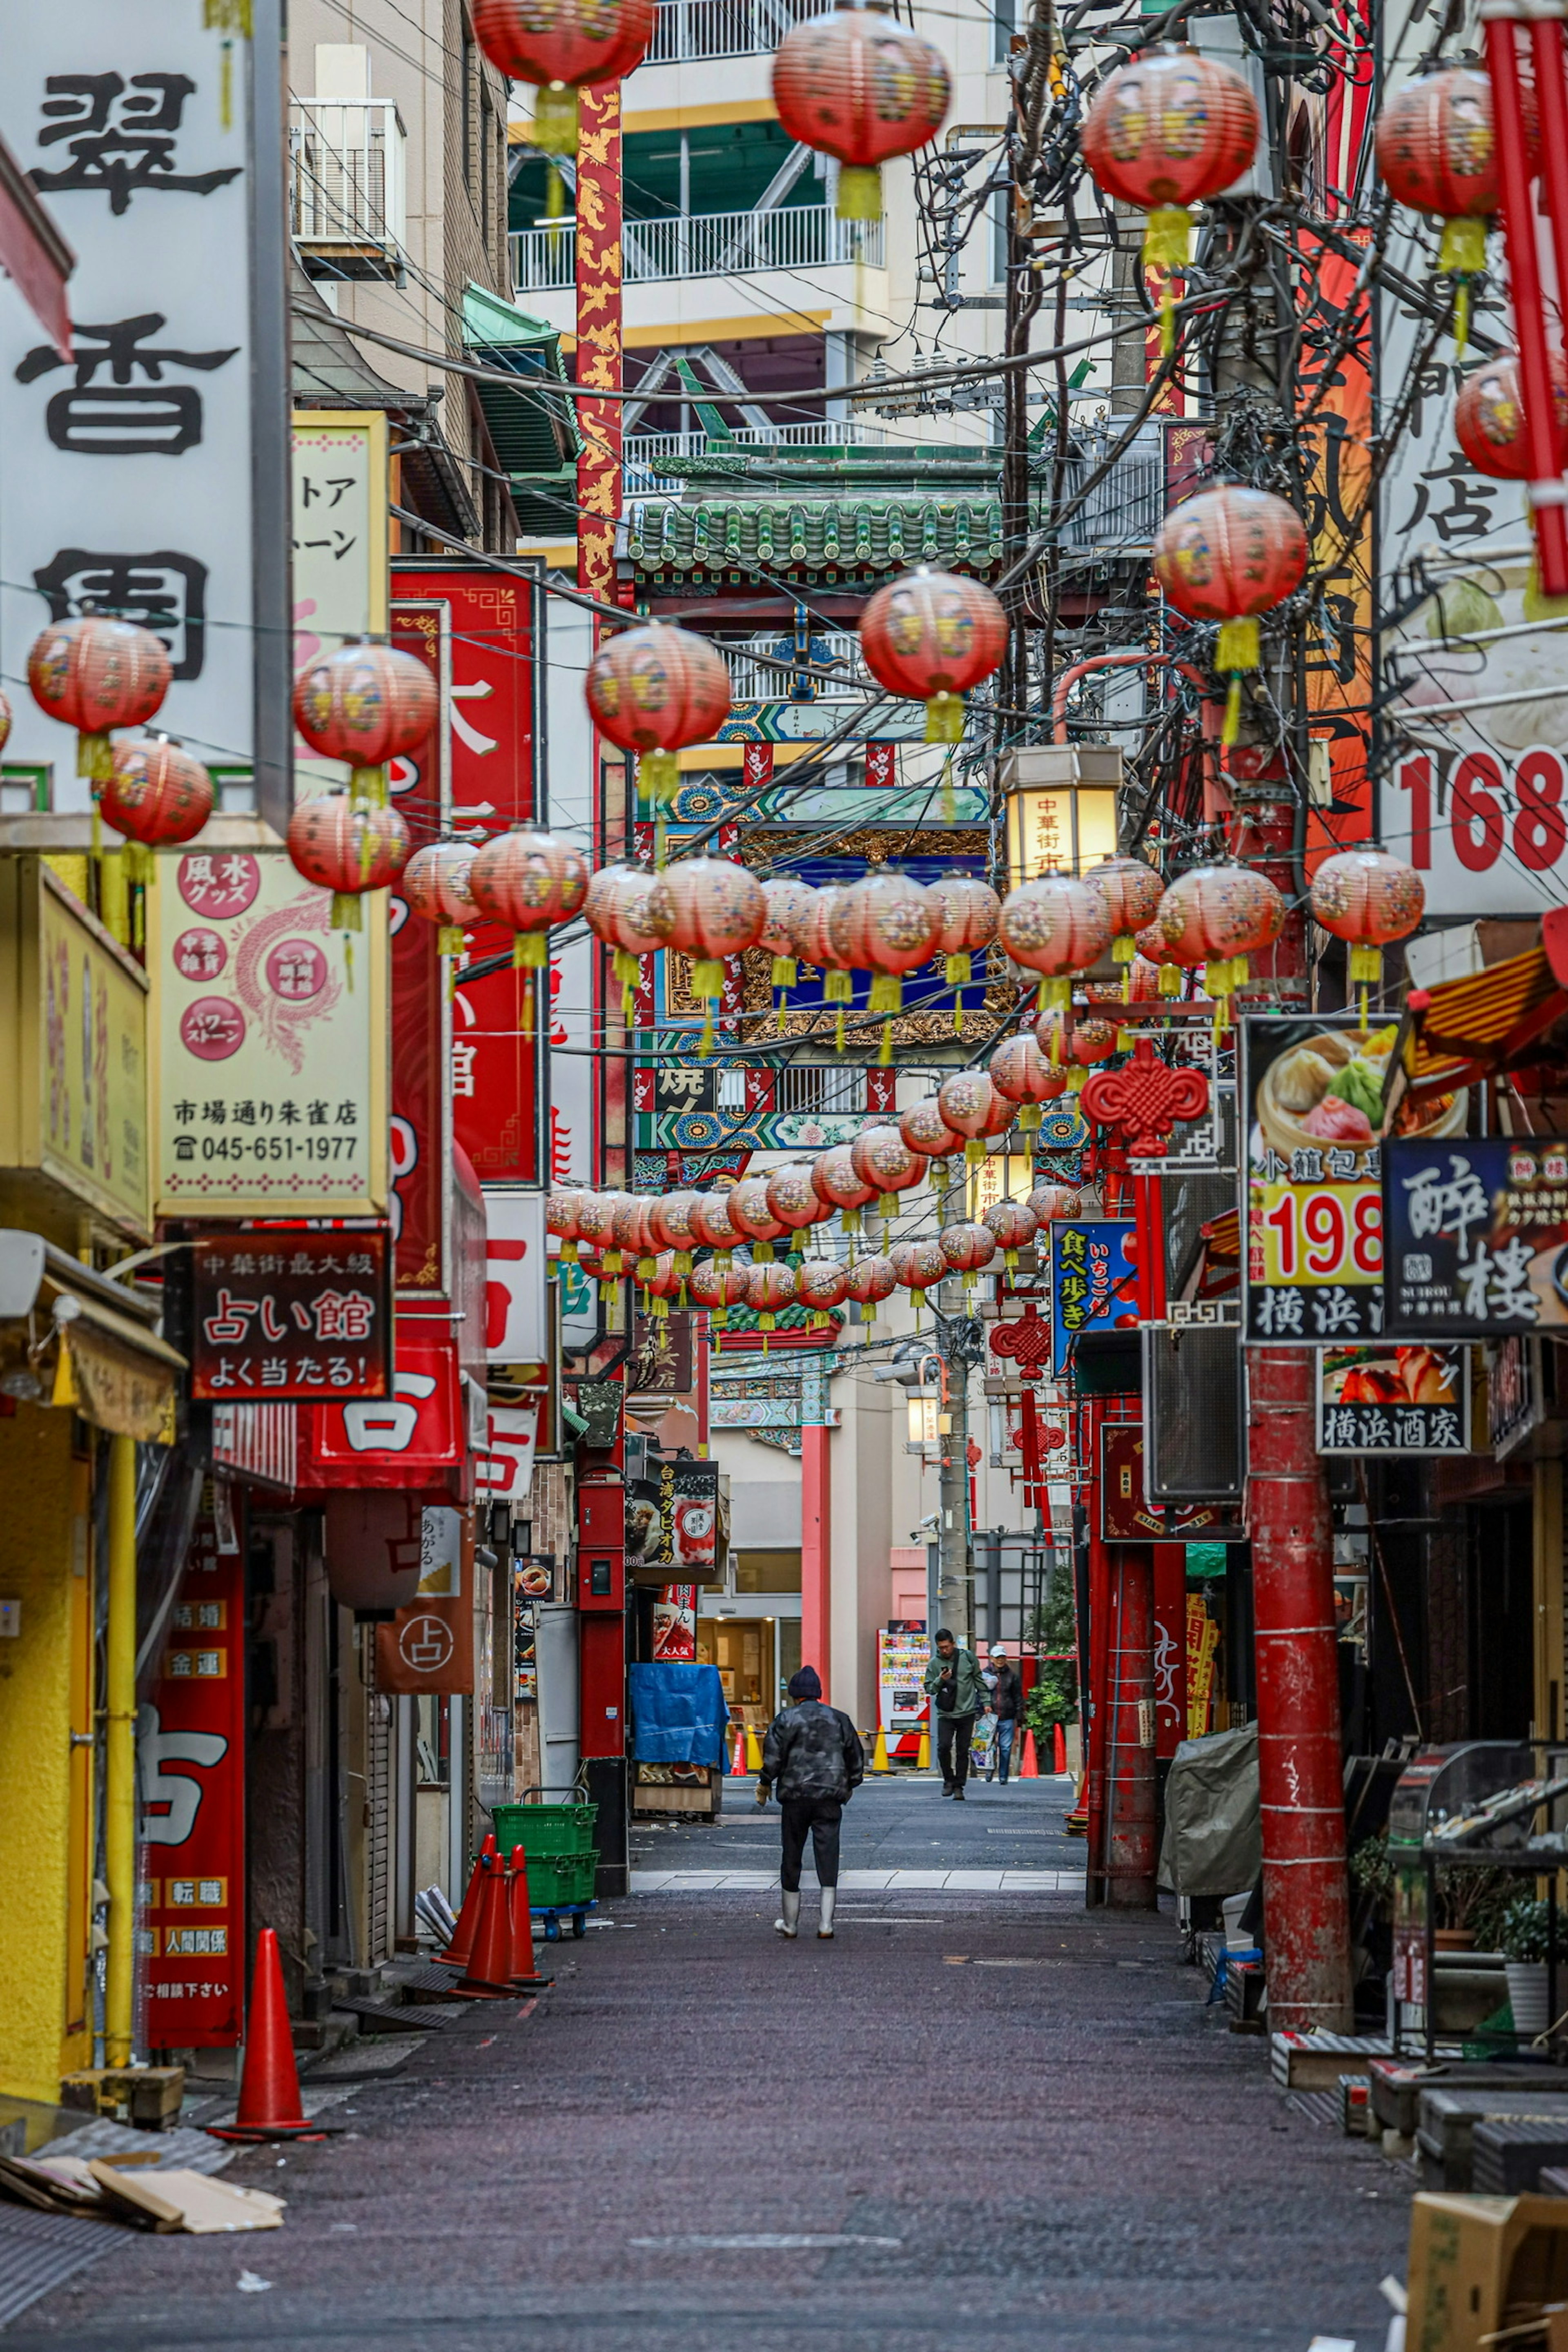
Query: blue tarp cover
629 1662 731 1766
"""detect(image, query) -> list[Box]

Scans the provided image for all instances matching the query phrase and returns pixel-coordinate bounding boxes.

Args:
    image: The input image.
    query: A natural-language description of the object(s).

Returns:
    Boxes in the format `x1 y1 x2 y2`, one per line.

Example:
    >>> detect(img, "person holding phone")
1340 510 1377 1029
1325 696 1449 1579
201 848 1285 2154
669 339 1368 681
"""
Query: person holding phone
922 1628 989 1799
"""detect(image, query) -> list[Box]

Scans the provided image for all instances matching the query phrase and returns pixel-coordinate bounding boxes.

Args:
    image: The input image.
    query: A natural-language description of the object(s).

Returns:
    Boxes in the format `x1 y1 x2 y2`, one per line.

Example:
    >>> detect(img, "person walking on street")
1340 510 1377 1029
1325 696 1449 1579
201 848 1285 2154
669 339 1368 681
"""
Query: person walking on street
986 1644 1024 1785
757 1665 864 1940
923 1629 988 1799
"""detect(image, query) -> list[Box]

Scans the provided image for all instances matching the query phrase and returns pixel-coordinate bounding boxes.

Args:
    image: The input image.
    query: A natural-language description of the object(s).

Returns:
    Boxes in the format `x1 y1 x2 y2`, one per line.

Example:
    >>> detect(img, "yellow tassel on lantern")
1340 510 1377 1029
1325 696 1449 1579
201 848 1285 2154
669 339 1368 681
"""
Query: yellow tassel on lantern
940 749 957 824
836 162 882 222
532 80 580 153
51 1336 78 1410
1216 615 1261 748
1439 215 1487 354
771 955 797 990
925 692 965 744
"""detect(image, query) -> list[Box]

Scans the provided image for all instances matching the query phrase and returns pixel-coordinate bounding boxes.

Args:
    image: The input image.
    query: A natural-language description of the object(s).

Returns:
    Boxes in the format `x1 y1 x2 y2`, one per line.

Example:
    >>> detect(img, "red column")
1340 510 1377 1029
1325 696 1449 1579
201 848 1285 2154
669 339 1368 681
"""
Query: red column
1084 1403 1110 1900
1248 1347 1352 2031
801 1424 831 1699
1152 1541 1188 1760
1105 1543 1157 1908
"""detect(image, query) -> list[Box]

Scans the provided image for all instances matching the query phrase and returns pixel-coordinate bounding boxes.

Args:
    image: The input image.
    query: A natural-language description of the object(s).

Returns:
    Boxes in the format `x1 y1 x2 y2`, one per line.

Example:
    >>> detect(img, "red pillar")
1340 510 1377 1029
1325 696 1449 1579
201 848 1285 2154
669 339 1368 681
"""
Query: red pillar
1249 1347 1353 2031
801 1424 831 1700
1105 1543 1157 1908
1152 1541 1188 1760
1084 1403 1110 1901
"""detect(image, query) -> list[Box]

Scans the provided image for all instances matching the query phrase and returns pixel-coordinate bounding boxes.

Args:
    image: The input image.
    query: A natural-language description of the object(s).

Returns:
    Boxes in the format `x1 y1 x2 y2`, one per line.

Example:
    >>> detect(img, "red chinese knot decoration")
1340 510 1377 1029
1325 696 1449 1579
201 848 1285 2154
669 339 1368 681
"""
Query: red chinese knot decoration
1080 1037 1210 1160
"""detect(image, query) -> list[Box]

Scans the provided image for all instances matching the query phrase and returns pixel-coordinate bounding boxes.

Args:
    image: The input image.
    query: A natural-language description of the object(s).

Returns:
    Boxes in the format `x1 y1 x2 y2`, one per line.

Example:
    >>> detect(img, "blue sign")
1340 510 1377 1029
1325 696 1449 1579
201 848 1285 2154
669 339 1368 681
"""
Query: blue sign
1384 1134 1568 1337
1047 1218 1138 1374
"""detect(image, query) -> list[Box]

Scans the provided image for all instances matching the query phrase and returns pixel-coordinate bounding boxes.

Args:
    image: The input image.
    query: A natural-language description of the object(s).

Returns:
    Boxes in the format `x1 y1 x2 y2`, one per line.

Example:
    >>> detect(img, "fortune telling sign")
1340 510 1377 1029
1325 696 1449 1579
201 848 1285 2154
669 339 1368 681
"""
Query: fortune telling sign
189 1227 392 1402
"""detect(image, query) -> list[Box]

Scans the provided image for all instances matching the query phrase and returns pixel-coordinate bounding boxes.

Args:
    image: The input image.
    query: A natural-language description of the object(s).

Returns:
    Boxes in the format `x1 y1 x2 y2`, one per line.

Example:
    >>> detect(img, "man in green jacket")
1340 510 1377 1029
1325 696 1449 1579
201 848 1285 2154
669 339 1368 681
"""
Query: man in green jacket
923 1628 989 1800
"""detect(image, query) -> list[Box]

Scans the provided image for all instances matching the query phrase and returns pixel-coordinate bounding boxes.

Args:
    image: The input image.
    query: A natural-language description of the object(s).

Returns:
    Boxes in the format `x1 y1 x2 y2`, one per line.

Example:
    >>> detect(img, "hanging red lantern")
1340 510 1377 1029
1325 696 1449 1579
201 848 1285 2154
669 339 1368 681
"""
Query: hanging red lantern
613 1195 660 1281
1034 1007 1120 1079
989 1032 1067 1133
929 870 1000 1025
546 1188 588 1266
938 1071 1007 1168
287 791 410 930
812 1144 879 1236
575 1191 623 1272
100 735 214 870
689 1190 742 1267
1374 67 1508 342
889 1238 947 1291
1080 46 1258 347
1085 855 1165 968
292 639 439 804
846 1253 896 1321
1029 1182 1084 1223
899 1097 965 1203
0 690 13 758
648 1191 706 1279
1156 863 1285 1016
746 1259 798 1333
859 568 1008 744
850 1124 926 1221
27 614 171 784
728 1175 789 1264
767 1163 834 1252
662 855 766 1050
1134 916 1189 998
772 5 951 222
998 873 1114 1021
829 869 938 1060
584 624 731 827
1454 351 1568 479
473 0 656 150
639 1250 688 1318
983 1198 1038 1276
584 861 677 1020
796 1258 849 1327
792 884 855 1049
469 826 590 970
1309 848 1425 1003
403 840 481 958
939 1220 998 1290
1153 486 1308 746
760 873 816 996
687 1258 750 1327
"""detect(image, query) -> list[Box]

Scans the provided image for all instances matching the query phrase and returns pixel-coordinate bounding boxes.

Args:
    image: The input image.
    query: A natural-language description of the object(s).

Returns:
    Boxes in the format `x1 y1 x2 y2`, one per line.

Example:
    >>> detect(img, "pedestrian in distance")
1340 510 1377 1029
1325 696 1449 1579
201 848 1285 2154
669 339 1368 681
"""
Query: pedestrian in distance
923 1628 989 1799
984 1644 1024 1785
757 1664 864 1940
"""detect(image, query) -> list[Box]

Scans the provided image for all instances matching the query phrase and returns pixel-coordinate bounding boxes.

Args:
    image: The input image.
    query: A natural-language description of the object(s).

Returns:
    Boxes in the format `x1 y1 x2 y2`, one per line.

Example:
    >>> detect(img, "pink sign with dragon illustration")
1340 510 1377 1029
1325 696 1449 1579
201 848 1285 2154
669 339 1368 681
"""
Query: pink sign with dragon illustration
150 848 388 1219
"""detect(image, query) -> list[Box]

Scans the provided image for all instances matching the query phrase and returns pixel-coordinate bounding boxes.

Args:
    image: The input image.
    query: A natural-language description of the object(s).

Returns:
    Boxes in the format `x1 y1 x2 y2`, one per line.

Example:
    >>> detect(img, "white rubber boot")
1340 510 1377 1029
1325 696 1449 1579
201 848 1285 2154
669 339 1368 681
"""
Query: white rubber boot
817 1887 836 1940
775 1890 800 1938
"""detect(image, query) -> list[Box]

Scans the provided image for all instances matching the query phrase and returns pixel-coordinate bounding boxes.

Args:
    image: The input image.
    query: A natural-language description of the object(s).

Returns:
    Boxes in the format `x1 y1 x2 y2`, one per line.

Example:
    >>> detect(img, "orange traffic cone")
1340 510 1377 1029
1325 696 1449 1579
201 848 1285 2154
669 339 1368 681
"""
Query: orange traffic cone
1065 1768 1089 1834
209 1929 314 2142
439 1833 497 1972
506 1845 552 1991
1019 1727 1040 1779
1053 1722 1067 1774
729 1723 747 1776
450 1853 515 2000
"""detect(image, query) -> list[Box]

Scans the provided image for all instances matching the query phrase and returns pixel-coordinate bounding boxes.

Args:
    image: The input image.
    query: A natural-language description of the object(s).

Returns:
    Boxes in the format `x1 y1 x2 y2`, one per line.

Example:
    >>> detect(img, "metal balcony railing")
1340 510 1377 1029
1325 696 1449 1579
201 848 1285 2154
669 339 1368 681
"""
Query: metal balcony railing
717 629 864 703
1049 427 1167 552
623 421 884 492
511 203 883 292
770 1065 867 1116
290 98 406 280
647 0 835 61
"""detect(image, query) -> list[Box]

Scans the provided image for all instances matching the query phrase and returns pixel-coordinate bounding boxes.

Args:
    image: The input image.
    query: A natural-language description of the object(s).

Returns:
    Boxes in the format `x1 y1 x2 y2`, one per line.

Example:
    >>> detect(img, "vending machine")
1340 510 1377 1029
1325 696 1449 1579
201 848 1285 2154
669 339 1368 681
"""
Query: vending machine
878 1625 931 1763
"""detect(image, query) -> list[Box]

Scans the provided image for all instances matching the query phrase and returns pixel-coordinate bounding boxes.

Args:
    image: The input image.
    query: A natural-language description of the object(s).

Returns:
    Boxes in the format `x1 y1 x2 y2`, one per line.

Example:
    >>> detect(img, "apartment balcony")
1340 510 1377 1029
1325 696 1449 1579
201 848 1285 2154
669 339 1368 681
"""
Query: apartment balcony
511 203 883 294
646 0 834 61
624 423 884 495
290 99 406 282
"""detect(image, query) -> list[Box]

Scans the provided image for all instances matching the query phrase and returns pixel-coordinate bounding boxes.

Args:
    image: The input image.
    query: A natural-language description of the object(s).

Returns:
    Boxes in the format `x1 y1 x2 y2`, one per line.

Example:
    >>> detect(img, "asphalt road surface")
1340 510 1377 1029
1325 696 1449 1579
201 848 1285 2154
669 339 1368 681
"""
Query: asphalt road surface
14 1769 1406 2352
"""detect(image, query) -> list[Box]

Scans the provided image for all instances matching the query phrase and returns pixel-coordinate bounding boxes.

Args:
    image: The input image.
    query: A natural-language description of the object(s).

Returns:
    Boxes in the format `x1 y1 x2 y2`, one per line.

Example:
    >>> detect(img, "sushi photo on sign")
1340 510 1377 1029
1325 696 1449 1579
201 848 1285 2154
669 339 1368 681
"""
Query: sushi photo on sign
1384 1137 1568 1337
1317 1343 1470 1452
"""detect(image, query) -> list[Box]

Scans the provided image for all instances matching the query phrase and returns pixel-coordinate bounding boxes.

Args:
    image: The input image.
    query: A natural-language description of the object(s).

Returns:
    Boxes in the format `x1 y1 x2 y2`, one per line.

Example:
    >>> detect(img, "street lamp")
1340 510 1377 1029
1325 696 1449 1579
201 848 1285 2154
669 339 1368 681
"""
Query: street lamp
1000 745 1122 886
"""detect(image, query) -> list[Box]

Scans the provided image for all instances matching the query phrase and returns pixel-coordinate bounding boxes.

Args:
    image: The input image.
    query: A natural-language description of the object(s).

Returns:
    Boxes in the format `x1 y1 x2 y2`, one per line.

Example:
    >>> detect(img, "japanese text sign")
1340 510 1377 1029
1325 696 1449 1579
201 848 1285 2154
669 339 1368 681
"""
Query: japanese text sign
138 1497 245 2046
149 847 388 1218
1317 1343 1470 1452
190 1227 391 1402
376 1507 475 1694
0 9 265 806
1047 1220 1136 1374
300 1334 463 1490
1241 1014 1386 1343
293 412 389 800
1099 1423 1226 1539
1383 1137 1568 1337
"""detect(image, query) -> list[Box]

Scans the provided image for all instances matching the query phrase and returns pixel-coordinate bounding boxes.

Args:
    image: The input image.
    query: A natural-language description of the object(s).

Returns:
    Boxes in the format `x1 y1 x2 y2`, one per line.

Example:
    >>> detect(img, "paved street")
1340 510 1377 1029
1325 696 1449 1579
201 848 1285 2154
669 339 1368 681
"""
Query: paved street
15 1771 1406 2352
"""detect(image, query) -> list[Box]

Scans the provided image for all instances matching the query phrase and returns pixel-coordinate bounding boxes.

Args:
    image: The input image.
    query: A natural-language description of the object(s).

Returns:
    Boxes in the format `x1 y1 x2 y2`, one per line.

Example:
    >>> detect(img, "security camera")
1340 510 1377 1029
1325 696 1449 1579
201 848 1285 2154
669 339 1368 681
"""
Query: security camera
910 1511 939 1539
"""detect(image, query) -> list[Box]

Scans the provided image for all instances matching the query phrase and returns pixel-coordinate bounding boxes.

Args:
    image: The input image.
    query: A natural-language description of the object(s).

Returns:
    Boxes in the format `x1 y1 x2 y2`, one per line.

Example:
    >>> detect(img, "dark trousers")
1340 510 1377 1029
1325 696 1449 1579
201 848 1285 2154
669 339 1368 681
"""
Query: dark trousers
937 1711 974 1789
780 1796 842 1891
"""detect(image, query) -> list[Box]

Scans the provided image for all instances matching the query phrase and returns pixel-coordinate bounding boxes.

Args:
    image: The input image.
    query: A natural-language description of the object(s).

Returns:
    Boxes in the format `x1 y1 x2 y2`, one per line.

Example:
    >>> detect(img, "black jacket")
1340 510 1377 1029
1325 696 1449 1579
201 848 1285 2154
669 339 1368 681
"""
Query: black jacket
761 1699 864 1804
991 1663 1024 1721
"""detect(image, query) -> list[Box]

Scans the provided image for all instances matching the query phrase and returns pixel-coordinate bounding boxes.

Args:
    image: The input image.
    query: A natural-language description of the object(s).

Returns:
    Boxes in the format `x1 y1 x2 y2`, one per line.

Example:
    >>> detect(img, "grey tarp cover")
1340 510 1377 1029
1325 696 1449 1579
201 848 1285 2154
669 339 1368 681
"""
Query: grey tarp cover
1157 1721 1261 1897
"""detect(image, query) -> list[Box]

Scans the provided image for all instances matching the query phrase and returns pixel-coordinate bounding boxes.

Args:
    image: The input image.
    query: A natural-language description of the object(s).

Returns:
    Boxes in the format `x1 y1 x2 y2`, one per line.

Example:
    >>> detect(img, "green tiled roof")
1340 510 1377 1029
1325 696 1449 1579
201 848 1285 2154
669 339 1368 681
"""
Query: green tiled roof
624 494 1003 579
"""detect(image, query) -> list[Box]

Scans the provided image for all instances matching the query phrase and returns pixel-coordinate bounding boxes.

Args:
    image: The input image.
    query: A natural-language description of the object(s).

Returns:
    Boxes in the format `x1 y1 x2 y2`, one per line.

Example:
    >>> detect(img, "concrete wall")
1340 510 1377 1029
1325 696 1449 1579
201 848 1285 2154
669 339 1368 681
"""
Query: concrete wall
829 1379 895 1735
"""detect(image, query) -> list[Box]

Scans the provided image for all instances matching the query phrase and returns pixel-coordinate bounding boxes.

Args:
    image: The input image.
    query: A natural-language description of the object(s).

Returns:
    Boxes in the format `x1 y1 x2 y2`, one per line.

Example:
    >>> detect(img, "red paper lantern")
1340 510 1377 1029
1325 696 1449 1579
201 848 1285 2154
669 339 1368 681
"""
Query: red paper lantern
998 873 1114 1017
812 1144 879 1235
850 1123 926 1219
27 615 171 782
1374 65 1505 318
989 1032 1067 1132
829 869 938 1056
796 1258 849 1326
939 1221 998 1293
473 0 656 149
287 790 410 929
728 1175 789 1263
1455 352 1568 479
0 690 12 758
900 1097 966 1161
662 855 766 1045
1156 862 1284 1009
100 735 214 867
403 840 481 955
1134 916 1189 996
292 640 438 803
546 1187 588 1265
687 1258 750 1326
983 1198 1038 1275
648 1191 706 1276
767 1163 834 1249
584 624 731 808
1080 46 1257 339
1085 855 1165 964
575 1191 623 1270
1153 487 1308 744
1029 1182 1083 1223
845 1252 897 1321
746 1260 798 1332
791 883 855 1046
889 1238 947 1291
772 6 951 221
584 861 677 1017
613 1195 659 1280
929 869 1000 1021
858 568 1008 743
1309 848 1425 995
689 1191 742 1263
1034 1007 1120 1077
639 1250 687 1317
760 873 817 993
937 1071 1007 1167
469 826 590 969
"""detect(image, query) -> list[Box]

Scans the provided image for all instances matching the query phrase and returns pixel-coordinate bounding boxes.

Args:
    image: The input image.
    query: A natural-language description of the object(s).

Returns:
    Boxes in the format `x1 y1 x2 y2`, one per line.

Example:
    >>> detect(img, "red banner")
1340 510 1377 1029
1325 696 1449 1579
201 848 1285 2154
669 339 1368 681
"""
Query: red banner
299 1333 465 1488
389 564 539 1182
389 602 447 1293
139 1497 246 2047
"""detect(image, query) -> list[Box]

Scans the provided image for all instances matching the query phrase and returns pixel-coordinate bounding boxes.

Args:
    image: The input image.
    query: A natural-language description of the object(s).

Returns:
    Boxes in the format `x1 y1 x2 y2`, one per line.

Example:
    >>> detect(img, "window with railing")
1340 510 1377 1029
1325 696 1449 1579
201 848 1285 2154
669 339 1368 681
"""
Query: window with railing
771 1065 867 1117
716 630 864 703
510 203 882 292
290 99 406 280
647 0 836 62
623 422 884 493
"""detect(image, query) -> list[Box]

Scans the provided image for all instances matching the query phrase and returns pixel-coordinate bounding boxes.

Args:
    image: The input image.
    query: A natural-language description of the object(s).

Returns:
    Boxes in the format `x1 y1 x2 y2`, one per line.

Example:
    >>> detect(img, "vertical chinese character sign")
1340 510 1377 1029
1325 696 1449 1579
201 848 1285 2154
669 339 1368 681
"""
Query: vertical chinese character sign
389 601 448 1292
294 412 390 800
139 1496 245 2047
0 11 281 818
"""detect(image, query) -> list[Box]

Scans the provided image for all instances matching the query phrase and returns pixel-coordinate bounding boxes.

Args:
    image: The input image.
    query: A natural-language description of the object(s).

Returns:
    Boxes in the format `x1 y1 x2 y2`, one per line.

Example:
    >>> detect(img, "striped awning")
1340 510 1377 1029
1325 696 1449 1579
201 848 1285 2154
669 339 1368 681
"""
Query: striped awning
1389 906 1568 1110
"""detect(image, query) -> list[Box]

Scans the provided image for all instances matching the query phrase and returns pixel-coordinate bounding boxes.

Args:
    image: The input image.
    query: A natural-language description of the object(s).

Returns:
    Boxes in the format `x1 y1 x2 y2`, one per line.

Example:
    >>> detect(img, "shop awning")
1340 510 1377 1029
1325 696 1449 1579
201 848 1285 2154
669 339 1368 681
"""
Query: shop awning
1385 906 1568 1119
0 131 72 360
0 1231 184 1442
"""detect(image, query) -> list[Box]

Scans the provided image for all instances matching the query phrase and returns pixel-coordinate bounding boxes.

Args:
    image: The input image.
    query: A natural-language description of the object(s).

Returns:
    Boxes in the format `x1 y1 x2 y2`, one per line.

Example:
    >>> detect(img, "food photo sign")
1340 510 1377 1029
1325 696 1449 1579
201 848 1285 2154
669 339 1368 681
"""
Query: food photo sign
1316 1344 1470 1452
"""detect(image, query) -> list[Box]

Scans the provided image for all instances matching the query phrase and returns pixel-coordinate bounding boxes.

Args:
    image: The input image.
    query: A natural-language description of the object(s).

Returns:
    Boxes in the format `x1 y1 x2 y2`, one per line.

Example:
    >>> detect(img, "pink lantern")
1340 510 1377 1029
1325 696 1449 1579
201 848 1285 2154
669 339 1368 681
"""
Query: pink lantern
746 1260 799 1332
689 1191 742 1267
662 855 766 1047
640 1250 686 1318
845 1253 897 1322
584 862 677 1018
940 1220 999 1290
687 1258 750 1327
1029 1182 1084 1223
938 1071 1004 1167
767 1163 834 1251
998 873 1114 1014
760 874 816 995
575 1191 622 1272
612 1195 659 1280
900 1096 966 1160
1134 918 1186 999
983 1198 1038 1274
889 1238 948 1291
728 1175 789 1263
648 1191 706 1277
1309 848 1425 999
828 869 939 1058
1156 862 1285 1011
813 1144 879 1235
850 1123 926 1219
796 1259 850 1327
792 884 855 1049
403 840 481 955
1085 855 1165 967
989 1032 1068 1132
929 871 1000 998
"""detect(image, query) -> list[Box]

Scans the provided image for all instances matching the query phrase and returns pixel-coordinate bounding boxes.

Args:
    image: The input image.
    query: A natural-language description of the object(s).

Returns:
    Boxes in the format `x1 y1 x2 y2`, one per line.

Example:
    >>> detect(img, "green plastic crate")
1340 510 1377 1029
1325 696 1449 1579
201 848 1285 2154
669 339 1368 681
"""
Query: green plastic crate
490 1798 597 1864
521 1849 597 1909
